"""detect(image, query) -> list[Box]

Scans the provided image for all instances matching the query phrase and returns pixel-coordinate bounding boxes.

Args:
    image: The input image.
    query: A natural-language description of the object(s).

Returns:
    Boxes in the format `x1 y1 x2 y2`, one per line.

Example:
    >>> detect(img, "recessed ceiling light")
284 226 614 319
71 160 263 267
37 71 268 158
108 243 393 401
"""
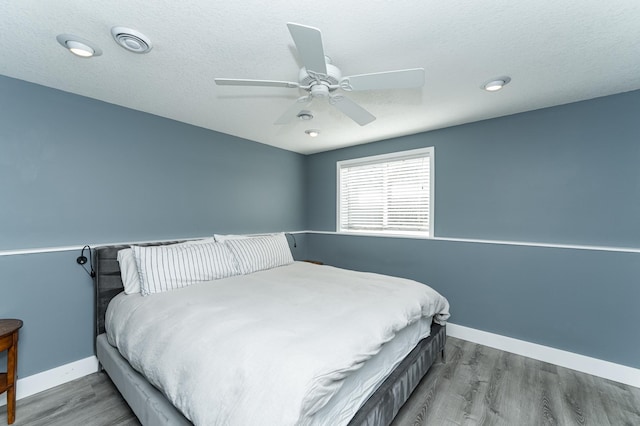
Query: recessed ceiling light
297 110 314 121
56 34 102 58
66 41 94 57
482 76 511 92
305 129 320 137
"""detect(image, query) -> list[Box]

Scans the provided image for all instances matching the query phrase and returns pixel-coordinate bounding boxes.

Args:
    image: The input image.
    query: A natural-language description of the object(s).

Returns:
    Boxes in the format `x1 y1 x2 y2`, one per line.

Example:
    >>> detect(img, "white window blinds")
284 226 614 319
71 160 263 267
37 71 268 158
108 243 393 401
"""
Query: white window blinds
337 147 434 236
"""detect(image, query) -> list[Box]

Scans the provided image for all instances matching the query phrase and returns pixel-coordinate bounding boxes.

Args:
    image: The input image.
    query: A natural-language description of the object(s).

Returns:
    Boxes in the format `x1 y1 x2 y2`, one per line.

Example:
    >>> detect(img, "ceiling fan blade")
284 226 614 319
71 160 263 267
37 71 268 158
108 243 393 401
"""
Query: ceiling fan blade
340 68 425 91
215 78 299 89
274 96 312 125
329 95 376 126
286 23 327 75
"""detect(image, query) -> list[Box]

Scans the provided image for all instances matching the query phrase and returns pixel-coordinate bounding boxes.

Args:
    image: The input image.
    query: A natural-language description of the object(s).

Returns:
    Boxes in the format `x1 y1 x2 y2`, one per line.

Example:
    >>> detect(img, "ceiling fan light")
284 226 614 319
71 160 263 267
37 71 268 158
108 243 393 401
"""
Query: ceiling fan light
310 85 330 98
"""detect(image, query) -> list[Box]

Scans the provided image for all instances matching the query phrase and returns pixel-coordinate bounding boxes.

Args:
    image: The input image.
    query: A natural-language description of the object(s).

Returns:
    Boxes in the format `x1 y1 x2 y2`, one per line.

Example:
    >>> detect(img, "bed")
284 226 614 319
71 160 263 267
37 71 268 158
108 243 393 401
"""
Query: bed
94 236 449 425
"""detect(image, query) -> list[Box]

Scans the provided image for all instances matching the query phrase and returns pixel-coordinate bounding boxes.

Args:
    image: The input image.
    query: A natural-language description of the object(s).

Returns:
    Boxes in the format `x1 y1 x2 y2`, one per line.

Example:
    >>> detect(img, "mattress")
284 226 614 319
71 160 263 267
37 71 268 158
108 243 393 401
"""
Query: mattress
105 262 449 425
106 296 432 425
298 315 433 424
96 323 447 426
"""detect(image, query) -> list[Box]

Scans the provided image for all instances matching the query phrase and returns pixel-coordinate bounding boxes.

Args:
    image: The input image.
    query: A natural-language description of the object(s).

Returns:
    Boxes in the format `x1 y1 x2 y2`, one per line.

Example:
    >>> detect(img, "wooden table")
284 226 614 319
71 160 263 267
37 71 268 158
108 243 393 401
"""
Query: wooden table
0 319 23 425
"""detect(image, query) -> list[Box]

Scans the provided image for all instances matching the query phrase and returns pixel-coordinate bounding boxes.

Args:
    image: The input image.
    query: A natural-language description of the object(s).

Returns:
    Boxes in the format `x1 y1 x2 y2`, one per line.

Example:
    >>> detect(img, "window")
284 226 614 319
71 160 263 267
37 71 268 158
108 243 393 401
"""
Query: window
337 147 434 237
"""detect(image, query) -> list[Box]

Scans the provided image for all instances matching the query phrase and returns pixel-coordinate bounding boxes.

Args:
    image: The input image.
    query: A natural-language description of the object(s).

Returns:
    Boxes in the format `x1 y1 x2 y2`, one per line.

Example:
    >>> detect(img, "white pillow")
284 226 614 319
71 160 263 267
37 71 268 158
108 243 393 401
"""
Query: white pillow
116 238 218 294
214 233 255 242
224 233 294 274
117 248 142 294
214 233 288 242
132 241 239 296
176 237 217 246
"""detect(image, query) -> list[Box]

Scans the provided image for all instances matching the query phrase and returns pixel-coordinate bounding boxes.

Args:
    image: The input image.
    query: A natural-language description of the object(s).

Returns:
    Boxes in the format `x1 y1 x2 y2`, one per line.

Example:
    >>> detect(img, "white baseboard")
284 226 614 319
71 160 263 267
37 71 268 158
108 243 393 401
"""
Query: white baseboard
0 356 99 406
3 326 638 406
446 323 640 389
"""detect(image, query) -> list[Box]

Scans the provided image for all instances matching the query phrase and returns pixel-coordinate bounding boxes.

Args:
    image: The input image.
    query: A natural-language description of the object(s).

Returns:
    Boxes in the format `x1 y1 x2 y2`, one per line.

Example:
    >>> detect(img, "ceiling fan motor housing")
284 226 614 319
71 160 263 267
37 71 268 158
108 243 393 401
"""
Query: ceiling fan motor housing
299 63 341 89
310 85 330 98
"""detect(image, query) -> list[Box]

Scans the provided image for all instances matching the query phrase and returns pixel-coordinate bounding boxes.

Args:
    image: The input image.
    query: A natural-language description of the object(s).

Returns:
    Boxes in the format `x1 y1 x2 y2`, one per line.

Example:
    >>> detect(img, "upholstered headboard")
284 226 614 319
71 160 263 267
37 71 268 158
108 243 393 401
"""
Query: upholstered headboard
93 240 185 338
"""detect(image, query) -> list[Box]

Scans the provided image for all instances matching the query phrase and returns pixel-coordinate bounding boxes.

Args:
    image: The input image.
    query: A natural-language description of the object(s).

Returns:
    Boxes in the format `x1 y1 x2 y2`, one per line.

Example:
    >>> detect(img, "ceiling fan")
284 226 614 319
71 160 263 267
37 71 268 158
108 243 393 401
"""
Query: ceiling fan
214 23 425 126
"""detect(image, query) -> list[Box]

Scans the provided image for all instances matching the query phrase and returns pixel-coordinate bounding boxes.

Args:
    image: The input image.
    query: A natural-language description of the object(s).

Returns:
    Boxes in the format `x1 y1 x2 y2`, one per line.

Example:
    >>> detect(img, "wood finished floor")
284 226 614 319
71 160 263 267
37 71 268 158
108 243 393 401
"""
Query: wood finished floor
2 337 639 426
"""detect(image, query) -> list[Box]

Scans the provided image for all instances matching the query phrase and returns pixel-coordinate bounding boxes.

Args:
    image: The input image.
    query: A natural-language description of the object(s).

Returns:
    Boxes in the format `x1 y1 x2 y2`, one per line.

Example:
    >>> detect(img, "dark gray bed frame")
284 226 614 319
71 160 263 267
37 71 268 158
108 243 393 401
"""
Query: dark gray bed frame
94 241 446 426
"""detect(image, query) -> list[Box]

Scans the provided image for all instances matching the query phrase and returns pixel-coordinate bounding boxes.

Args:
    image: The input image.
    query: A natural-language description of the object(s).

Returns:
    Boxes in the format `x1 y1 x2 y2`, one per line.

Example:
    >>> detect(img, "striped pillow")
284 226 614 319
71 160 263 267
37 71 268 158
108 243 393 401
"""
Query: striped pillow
118 238 217 295
132 242 239 296
224 233 294 274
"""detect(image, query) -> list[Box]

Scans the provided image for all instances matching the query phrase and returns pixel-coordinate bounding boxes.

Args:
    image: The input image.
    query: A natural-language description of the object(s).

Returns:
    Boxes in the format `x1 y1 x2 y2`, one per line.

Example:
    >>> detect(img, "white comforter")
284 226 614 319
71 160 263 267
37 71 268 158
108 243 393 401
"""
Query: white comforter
106 262 449 426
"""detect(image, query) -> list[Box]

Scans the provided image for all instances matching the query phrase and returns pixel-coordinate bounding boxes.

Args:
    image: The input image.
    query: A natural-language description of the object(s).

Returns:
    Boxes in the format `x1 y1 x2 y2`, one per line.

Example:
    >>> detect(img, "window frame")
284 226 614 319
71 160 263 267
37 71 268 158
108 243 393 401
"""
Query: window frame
336 147 435 238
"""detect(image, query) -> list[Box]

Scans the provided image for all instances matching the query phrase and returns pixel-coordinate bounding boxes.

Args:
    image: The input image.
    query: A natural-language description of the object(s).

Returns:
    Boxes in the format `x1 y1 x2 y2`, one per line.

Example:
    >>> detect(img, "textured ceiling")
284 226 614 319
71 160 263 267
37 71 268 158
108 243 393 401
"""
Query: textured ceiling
2 1 640 154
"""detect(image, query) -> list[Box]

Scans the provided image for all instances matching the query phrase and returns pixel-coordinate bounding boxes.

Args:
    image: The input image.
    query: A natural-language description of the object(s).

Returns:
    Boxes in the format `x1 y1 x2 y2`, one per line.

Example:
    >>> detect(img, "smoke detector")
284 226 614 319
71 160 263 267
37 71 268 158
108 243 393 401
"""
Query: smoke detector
111 27 152 54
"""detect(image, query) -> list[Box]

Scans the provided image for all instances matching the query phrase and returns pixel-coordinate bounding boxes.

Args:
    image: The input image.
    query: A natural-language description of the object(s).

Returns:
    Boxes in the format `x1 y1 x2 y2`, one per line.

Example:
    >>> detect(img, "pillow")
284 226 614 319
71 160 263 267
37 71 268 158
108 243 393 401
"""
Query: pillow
214 233 288 242
224 233 294 275
176 237 217 246
214 233 256 242
117 248 142 294
132 241 239 296
116 238 217 295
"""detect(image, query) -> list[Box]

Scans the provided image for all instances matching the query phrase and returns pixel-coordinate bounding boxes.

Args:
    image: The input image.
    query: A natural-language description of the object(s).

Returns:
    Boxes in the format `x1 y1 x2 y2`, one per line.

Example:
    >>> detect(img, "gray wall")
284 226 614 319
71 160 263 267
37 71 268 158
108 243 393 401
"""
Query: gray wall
304 90 640 368
0 75 306 377
0 76 306 250
307 90 640 246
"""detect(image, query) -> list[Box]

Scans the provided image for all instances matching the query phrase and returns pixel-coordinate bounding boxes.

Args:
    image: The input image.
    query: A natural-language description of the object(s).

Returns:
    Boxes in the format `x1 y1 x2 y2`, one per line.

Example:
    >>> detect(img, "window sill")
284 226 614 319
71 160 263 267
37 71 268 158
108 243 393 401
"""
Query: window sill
335 230 432 240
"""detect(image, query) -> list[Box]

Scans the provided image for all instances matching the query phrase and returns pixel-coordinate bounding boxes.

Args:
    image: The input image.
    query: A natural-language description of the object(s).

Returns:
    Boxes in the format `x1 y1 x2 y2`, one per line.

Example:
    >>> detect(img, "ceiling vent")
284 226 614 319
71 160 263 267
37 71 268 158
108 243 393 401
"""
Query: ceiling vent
111 27 152 54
